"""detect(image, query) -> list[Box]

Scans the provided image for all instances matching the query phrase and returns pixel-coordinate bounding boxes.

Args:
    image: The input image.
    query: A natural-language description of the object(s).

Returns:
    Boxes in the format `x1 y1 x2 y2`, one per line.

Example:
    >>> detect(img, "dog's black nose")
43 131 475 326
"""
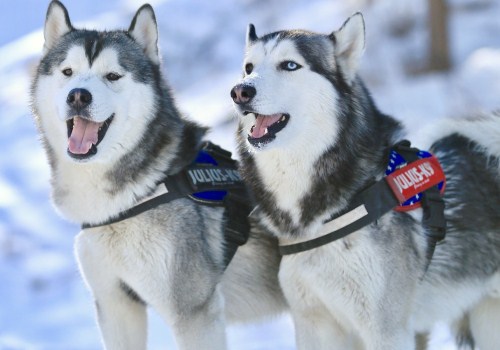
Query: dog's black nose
231 84 256 105
67 88 92 109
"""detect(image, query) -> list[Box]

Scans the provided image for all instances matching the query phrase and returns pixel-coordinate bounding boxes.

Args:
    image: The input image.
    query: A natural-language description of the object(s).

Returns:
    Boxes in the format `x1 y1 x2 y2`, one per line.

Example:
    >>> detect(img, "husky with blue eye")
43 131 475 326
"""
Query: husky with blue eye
231 13 500 350
31 1 287 349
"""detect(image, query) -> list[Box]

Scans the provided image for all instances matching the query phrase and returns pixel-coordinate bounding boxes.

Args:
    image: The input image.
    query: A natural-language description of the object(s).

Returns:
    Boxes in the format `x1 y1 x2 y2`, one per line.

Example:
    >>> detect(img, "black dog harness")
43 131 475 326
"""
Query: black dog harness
82 142 251 267
279 141 446 271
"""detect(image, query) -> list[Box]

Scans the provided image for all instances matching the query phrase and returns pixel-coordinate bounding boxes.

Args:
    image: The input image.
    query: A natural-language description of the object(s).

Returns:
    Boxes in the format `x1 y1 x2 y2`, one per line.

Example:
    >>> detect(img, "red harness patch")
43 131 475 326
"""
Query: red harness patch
385 156 446 211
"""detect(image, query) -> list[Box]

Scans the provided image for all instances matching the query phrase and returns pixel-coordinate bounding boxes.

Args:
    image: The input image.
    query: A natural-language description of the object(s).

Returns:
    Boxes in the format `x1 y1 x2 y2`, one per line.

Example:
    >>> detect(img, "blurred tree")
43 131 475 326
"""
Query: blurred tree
428 0 451 71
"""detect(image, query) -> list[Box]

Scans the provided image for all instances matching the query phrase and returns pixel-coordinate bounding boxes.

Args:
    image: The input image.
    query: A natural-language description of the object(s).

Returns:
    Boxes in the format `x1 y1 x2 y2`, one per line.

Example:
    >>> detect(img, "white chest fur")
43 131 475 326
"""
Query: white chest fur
52 160 154 224
254 148 314 226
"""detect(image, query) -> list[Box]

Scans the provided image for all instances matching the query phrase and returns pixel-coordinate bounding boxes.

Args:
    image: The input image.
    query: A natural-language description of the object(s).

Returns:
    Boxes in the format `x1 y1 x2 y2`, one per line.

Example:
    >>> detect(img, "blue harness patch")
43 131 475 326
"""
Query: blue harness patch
186 148 245 203
190 150 229 202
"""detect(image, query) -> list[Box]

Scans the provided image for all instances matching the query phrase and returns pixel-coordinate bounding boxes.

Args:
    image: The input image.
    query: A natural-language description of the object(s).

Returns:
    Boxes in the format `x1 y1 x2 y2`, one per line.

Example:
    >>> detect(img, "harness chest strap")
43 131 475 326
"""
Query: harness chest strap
279 176 400 255
82 142 251 268
279 141 447 269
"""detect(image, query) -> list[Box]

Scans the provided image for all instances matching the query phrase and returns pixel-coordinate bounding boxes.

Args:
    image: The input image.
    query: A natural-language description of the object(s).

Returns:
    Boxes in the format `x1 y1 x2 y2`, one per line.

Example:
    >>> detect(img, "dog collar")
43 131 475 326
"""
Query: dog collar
279 140 446 258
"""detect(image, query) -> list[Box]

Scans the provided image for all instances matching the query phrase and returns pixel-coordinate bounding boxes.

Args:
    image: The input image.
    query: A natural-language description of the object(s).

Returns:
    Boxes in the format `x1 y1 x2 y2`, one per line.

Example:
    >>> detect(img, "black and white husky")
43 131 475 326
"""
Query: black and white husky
231 13 500 350
31 1 286 349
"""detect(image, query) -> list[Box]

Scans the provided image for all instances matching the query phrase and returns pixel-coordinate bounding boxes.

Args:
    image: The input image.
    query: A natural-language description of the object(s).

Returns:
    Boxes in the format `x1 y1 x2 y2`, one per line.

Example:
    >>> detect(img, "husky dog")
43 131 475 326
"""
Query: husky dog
31 1 287 349
231 13 500 350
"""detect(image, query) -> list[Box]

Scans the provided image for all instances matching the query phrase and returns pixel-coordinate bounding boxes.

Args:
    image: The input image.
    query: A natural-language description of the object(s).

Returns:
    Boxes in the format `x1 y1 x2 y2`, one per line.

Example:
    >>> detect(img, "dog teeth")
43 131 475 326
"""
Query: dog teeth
280 115 286 122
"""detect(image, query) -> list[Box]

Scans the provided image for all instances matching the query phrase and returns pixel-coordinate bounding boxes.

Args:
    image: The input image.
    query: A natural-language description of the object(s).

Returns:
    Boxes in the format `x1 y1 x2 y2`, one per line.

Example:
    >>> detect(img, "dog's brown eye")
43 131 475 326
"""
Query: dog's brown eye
106 72 122 81
62 68 72 77
245 63 253 75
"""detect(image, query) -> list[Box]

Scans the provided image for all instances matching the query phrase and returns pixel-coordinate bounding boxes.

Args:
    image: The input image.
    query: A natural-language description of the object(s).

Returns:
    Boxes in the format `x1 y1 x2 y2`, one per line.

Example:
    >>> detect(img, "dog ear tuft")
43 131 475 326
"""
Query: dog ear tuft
43 0 73 54
246 24 258 46
330 12 365 83
129 4 160 65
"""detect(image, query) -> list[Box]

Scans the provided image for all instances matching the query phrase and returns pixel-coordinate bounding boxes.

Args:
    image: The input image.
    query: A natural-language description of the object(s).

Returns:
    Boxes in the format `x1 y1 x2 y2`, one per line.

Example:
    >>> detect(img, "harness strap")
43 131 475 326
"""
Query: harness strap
393 141 446 273
420 186 446 272
222 192 251 266
81 141 251 269
81 184 184 230
279 178 398 255
279 140 447 274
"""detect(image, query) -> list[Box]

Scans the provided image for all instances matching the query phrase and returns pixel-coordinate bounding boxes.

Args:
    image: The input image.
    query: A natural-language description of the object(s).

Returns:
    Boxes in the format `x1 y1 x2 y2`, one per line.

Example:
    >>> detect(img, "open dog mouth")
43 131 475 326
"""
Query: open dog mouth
66 115 114 159
246 112 290 147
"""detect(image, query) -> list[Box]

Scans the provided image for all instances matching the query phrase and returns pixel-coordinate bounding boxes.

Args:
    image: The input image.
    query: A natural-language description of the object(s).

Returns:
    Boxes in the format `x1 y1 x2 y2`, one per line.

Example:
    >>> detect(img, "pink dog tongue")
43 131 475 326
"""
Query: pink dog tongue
251 114 282 138
68 117 101 154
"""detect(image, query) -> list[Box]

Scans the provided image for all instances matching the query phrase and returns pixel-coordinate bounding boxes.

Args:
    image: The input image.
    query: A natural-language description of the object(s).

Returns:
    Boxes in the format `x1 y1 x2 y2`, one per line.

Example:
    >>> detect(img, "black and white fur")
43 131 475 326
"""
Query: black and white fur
31 2 287 349
231 13 500 350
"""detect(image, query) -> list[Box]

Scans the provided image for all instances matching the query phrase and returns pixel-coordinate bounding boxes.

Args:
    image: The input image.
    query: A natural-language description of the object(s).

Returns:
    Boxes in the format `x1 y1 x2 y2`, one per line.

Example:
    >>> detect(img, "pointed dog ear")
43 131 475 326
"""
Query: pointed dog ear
330 12 365 83
43 0 73 54
246 24 258 46
129 4 160 65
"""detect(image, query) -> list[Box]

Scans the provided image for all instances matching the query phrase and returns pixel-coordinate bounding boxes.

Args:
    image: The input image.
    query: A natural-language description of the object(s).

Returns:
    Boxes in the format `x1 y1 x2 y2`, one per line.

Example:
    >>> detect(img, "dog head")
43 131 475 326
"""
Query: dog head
32 1 161 163
231 13 365 152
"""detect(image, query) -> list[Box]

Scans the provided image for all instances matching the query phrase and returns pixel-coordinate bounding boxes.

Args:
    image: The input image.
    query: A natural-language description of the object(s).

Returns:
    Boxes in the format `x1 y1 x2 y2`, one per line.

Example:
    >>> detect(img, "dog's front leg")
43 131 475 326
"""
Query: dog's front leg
161 284 227 350
357 306 415 350
94 285 147 350
281 273 358 348
363 328 415 350
293 312 361 350
75 231 148 350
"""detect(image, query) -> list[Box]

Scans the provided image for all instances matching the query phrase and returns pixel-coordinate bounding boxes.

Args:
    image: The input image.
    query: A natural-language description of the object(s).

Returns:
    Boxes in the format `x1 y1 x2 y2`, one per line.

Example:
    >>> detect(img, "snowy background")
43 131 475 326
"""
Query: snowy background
1 0 499 349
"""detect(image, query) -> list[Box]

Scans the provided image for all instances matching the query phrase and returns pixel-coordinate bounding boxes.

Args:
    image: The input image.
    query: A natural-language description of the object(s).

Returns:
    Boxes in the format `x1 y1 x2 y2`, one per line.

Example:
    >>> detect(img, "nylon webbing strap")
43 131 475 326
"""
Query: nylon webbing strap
222 192 251 266
81 184 188 230
279 179 399 255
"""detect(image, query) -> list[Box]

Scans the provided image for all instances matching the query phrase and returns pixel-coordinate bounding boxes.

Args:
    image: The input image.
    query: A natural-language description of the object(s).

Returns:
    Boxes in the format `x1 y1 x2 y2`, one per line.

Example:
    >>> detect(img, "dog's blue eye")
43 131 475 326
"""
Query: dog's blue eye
280 61 301 71
62 68 72 77
106 72 122 82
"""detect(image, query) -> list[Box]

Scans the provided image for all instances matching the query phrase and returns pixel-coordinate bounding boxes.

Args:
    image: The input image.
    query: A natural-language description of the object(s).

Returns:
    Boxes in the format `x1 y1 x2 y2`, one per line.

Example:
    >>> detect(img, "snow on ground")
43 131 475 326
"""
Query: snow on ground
0 0 499 349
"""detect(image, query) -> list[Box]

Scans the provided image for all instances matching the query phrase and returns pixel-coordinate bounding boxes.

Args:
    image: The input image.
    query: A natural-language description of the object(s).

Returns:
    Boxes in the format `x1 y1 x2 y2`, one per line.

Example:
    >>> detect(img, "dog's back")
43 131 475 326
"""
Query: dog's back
415 114 500 348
